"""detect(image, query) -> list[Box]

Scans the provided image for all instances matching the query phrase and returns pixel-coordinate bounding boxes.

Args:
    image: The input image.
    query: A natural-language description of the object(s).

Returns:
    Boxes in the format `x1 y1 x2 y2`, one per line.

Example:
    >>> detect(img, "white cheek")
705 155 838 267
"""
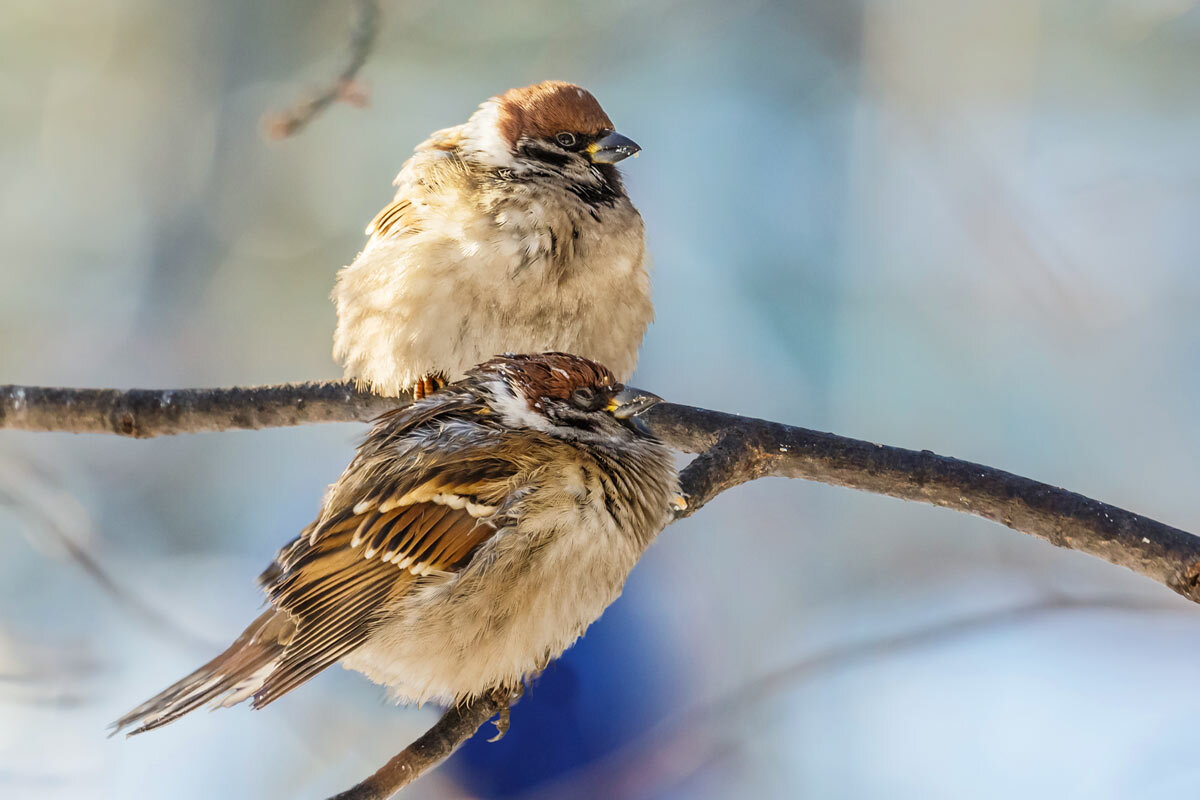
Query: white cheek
462 100 516 168
488 380 555 433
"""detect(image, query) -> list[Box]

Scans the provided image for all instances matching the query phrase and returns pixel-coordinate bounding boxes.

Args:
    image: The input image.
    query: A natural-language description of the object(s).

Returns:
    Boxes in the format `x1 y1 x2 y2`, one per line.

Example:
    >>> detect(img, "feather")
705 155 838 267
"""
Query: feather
111 610 295 736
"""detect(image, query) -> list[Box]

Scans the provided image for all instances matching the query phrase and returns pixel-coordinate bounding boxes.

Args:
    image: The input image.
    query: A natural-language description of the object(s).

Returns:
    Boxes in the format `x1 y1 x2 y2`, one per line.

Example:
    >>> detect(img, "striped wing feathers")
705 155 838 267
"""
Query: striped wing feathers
251 453 516 707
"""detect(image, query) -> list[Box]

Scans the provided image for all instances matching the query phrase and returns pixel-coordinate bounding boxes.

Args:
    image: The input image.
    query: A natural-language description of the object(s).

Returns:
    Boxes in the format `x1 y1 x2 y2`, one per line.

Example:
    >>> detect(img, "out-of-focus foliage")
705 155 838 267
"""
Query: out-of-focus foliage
2 1 1199 798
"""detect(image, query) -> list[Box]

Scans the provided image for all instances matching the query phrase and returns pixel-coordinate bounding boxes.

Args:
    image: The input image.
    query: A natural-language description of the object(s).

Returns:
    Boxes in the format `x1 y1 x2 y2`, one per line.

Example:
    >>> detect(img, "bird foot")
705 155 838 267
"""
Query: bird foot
412 374 448 400
487 704 510 743
486 685 523 743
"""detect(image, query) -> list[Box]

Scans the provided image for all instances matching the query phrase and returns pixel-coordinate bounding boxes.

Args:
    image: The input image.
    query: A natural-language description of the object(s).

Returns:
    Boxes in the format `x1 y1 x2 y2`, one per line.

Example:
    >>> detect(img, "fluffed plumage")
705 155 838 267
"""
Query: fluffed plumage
113 353 678 735
332 81 653 397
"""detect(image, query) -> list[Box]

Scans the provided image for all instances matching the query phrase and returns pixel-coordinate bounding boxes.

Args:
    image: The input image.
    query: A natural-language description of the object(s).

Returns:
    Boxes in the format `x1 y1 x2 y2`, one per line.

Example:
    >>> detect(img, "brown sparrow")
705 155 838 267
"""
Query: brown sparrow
332 81 652 398
113 353 678 735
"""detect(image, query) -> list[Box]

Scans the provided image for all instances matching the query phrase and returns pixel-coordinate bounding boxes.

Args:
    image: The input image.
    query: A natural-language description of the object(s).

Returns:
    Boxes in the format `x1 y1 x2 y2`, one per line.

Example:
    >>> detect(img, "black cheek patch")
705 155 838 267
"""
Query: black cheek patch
567 164 623 208
519 142 571 169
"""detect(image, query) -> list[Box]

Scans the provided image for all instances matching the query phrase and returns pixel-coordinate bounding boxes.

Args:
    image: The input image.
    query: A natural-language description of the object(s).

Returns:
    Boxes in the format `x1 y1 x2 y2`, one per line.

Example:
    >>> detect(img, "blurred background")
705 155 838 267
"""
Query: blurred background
2 0 1200 797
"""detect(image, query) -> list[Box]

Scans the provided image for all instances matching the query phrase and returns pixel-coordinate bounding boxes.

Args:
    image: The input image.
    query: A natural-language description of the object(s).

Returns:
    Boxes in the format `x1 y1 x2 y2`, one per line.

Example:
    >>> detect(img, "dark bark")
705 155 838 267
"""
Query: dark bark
0 381 399 437
3 380 1198 797
648 402 1200 603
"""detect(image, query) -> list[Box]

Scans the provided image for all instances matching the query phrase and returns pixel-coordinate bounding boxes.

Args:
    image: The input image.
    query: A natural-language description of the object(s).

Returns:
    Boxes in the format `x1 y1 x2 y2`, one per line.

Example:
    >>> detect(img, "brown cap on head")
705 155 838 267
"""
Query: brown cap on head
479 352 618 401
495 81 614 148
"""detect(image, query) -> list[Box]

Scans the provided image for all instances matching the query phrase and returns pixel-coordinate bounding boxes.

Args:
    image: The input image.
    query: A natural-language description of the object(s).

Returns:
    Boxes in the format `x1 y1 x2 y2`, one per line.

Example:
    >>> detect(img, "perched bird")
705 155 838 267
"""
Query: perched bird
113 353 678 735
333 80 652 398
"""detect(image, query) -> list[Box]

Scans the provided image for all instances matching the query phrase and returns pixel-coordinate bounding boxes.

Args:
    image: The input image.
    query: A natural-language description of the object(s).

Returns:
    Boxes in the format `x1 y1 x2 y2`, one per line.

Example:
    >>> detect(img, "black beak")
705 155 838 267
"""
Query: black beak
587 131 641 164
606 386 662 434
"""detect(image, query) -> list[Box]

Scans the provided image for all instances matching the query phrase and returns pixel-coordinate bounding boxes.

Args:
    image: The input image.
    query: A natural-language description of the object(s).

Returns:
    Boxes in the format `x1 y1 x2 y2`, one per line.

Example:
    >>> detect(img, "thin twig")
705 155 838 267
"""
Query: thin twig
326 694 505 799
518 593 1188 800
263 0 381 139
332 594 1191 800
0 470 211 652
3 380 1199 797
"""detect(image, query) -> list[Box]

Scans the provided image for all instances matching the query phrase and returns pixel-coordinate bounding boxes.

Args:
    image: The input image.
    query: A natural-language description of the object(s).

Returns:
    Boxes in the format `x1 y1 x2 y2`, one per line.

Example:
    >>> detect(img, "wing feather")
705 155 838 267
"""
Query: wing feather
117 397 540 729
365 197 418 239
247 420 526 707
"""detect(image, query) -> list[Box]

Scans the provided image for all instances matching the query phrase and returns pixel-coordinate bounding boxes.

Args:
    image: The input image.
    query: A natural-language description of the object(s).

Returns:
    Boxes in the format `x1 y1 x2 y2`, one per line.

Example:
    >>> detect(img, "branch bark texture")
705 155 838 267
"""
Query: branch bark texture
0 381 399 437
644 403 1200 603
3 379 1198 797
4 380 1195 605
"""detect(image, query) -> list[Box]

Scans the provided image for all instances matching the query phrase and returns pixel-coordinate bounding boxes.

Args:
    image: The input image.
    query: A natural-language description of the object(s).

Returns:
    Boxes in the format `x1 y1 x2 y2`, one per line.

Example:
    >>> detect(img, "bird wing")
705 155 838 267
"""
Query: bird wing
252 501 497 706
114 471 507 731
111 608 297 735
365 124 471 241
364 196 418 239
250 407 525 707
114 398 532 731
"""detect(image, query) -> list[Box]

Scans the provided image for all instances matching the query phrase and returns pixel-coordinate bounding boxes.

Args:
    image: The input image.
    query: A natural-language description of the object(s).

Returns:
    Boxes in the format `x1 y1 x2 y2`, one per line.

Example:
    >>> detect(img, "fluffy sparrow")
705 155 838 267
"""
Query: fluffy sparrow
113 353 678 735
332 81 653 398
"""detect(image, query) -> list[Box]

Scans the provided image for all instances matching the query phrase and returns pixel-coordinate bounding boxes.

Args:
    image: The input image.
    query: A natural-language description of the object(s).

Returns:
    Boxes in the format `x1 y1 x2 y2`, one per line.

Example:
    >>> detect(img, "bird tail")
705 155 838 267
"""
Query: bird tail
110 609 295 736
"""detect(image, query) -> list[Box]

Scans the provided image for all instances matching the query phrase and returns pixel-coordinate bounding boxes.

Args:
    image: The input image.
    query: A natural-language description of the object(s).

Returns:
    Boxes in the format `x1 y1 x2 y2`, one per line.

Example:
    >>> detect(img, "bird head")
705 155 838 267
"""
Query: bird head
471 352 662 443
459 81 640 196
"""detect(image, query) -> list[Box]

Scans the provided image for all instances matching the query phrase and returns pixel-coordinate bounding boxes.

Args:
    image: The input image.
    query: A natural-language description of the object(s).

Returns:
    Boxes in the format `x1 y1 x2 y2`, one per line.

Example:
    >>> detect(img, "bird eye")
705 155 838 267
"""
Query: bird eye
555 131 578 148
570 386 598 409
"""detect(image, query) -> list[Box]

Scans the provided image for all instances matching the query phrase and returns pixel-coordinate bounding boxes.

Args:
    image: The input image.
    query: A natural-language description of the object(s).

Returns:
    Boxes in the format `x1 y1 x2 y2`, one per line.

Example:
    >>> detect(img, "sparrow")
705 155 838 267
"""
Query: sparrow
112 353 678 735
332 80 653 399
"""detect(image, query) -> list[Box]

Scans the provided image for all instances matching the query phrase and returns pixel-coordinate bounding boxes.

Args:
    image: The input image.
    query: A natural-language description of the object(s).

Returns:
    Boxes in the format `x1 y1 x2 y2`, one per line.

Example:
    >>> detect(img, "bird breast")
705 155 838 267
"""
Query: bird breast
338 460 658 704
333 175 653 396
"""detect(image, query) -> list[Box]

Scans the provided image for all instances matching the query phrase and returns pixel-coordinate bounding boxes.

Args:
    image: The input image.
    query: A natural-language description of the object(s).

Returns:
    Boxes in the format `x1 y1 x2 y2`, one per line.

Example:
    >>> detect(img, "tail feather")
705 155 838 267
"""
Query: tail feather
111 609 295 736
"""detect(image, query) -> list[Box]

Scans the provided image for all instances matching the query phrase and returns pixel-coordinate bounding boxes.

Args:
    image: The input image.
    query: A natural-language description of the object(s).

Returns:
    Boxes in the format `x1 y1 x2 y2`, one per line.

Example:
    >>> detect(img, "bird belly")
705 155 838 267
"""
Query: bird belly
339 505 642 705
332 208 651 395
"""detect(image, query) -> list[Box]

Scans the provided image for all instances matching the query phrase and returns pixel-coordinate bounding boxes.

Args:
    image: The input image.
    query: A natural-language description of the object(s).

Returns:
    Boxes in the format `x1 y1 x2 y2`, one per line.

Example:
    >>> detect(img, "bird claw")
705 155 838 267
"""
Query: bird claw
487 703 510 743
485 685 523 743
413 374 448 400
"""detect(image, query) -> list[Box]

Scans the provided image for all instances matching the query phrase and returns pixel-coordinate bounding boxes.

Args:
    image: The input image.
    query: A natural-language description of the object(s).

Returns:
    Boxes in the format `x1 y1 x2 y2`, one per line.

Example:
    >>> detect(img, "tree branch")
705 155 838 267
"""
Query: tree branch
3 379 1198 797
644 403 1200 604
0 381 399 437
519 592 1186 800
326 695 504 800
262 0 381 139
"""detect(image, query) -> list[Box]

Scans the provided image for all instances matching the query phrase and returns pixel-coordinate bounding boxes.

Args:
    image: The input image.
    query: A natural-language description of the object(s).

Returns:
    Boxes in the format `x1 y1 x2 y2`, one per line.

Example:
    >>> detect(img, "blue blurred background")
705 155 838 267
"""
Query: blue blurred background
3 1 1200 797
